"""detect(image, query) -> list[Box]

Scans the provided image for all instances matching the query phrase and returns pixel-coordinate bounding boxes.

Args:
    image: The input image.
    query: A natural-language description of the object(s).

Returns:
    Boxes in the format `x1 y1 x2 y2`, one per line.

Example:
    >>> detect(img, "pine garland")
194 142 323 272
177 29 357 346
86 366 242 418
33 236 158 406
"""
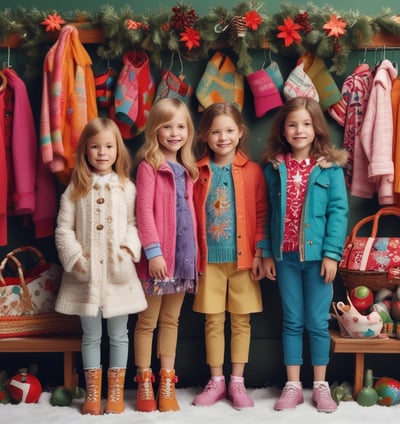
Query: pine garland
1 2 400 75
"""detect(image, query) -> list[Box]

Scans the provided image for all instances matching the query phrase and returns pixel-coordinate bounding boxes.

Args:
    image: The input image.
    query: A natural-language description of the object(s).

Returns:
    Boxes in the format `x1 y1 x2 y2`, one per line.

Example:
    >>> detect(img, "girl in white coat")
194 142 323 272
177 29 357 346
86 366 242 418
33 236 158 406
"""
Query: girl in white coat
55 117 147 415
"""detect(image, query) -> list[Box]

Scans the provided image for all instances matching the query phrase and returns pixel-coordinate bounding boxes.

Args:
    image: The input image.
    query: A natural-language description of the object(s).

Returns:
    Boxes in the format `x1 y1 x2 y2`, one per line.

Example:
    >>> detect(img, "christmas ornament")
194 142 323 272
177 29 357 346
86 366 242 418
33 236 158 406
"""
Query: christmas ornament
350 285 374 313
230 16 248 39
374 377 400 406
357 369 378 407
7 371 42 403
50 386 73 407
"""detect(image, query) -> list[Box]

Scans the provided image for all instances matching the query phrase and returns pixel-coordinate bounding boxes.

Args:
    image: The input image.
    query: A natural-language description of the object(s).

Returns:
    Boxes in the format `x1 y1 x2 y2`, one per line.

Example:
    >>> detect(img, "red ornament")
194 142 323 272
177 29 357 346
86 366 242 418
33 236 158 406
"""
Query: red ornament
350 286 374 313
7 372 42 403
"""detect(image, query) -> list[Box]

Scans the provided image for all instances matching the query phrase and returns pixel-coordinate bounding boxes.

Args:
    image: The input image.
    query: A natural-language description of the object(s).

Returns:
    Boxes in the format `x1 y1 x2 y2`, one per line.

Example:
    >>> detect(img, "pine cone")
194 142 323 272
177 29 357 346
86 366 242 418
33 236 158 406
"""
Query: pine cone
230 16 247 39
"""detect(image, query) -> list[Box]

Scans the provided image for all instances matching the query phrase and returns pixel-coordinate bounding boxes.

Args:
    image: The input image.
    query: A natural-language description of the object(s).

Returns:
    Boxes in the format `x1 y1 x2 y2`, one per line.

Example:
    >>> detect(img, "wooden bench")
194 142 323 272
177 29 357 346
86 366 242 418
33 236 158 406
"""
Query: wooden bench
0 335 81 389
330 330 400 397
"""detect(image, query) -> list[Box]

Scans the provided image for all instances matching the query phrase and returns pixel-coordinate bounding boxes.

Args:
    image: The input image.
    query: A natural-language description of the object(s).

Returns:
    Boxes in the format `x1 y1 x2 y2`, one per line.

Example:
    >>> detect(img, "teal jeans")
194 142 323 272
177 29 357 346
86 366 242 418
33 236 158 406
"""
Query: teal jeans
275 252 333 367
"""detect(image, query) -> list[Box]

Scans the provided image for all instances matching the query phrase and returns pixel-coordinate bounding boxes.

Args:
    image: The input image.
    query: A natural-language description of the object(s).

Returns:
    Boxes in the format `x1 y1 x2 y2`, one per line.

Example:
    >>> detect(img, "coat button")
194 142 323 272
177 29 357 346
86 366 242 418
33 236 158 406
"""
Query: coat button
96 224 104 230
97 198 105 204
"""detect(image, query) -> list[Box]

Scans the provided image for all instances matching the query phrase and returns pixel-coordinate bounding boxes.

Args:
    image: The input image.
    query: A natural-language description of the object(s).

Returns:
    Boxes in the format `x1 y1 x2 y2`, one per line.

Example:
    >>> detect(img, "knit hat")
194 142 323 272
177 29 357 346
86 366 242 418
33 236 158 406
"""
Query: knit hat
196 52 244 112
265 60 284 93
283 62 319 102
154 69 193 105
246 69 283 117
300 52 341 111
114 50 155 139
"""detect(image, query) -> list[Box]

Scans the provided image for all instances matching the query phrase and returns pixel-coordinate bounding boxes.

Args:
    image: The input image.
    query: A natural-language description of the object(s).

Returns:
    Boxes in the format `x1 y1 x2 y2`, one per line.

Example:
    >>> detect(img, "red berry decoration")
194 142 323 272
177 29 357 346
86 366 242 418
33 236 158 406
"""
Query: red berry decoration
350 285 374 313
7 372 42 403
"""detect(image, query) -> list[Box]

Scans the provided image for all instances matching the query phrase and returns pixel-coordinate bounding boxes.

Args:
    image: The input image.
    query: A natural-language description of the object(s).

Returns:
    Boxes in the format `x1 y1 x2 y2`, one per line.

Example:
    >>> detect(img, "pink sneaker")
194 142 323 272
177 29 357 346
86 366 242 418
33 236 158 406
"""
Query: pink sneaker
274 382 304 411
192 379 226 406
227 381 254 409
312 383 337 413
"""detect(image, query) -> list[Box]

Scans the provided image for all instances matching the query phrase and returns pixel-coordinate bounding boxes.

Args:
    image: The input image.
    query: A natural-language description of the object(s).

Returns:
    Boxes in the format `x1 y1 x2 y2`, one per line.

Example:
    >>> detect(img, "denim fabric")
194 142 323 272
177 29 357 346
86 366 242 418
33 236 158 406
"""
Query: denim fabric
275 252 333 366
80 310 129 369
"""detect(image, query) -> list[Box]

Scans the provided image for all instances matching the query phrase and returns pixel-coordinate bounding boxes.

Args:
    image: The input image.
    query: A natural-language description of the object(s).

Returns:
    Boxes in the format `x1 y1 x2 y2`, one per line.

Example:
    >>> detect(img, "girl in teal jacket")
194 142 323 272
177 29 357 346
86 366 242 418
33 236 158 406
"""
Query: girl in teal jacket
261 97 348 414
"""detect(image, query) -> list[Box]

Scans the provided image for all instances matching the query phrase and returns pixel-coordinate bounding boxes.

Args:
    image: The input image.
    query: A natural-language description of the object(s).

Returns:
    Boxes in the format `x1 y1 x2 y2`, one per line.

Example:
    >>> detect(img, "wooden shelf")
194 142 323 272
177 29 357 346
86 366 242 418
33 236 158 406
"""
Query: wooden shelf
1 24 400 49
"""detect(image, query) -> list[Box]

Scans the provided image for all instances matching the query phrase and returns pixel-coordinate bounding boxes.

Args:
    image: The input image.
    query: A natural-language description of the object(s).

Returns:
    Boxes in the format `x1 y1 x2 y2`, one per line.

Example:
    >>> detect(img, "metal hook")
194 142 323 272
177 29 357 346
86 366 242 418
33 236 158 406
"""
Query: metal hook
169 50 184 75
261 48 272 69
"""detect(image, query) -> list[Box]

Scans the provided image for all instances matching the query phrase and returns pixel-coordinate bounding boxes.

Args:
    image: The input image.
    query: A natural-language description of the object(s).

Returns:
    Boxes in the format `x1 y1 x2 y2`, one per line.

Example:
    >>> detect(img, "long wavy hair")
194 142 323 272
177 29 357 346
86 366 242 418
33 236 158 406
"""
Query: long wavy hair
70 117 132 200
262 96 348 164
195 102 249 159
134 98 198 180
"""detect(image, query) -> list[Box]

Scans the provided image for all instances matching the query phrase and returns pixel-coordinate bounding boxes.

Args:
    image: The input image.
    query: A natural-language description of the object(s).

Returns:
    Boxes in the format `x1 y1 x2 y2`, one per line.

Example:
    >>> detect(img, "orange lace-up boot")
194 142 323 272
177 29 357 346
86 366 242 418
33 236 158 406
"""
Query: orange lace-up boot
158 368 180 412
134 368 157 412
82 368 102 415
104 368 126 414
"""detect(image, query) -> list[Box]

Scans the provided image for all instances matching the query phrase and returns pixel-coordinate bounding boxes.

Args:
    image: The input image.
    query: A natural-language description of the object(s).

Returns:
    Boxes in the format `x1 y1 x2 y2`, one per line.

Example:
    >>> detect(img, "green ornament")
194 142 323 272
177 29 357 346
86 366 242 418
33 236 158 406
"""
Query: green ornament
50 386 73 407
357 369 379 407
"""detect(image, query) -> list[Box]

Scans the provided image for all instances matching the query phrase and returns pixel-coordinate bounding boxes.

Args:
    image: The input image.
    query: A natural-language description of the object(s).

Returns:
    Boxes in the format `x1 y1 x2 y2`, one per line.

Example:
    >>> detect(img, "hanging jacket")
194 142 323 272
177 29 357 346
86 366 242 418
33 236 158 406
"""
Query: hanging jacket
353 59 398 204
40 25 98 185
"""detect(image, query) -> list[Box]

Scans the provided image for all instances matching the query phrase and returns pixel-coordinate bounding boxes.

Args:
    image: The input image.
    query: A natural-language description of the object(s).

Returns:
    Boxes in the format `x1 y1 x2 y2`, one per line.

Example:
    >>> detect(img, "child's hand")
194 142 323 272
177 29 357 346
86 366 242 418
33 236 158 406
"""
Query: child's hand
263 257 276 281
320 257 338 283
149 256 168 280
252 257 265 280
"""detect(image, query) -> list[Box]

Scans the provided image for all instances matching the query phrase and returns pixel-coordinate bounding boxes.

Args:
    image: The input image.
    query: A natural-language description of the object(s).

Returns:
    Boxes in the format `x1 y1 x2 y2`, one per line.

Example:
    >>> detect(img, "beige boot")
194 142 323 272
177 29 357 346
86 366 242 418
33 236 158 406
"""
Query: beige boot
158 368 180 412
82 368 102 415
134 368 157 412
104 368 126 414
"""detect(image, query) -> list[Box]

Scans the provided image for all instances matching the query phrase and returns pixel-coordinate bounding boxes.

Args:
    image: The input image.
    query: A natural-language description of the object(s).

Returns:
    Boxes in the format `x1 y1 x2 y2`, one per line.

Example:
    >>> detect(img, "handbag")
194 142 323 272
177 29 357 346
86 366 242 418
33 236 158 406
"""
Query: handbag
339 206 400 291
0 246 62 316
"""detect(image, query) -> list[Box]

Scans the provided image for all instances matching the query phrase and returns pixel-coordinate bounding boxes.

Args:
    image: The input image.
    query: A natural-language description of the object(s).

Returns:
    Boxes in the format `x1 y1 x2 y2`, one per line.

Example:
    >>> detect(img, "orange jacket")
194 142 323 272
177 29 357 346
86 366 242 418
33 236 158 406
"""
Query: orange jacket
193 150 268 273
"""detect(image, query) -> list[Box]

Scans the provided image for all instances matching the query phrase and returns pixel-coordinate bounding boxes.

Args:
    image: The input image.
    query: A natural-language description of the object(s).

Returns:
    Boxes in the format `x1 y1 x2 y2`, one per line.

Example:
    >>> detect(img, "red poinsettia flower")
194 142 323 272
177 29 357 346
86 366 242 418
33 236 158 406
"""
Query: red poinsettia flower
277 17 302 47
126 19 142 30
40 13 66 32
244 10 262 30
323 14 347 38
180 27 200 50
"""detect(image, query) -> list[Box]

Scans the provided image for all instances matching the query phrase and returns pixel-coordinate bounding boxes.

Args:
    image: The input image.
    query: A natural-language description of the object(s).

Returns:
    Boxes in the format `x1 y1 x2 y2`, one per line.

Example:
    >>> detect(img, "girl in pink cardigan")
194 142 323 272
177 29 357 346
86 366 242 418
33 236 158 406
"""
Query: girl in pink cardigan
133 98 199 413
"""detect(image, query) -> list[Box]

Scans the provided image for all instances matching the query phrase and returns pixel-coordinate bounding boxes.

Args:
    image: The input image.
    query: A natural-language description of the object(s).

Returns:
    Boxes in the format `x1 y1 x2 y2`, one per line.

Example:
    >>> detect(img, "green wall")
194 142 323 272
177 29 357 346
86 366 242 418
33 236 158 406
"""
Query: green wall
1 1 400 390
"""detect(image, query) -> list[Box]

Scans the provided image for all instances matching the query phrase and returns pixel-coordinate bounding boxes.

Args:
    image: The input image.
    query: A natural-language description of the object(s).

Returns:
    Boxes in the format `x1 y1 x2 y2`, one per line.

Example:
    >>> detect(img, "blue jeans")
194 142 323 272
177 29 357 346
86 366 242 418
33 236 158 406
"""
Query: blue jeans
275 252 333 366
80 310 129 369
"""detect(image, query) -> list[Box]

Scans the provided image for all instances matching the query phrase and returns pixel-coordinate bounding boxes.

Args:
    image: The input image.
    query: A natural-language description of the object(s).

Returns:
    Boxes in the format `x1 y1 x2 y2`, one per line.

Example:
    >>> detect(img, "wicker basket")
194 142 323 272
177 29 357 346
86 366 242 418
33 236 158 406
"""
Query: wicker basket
0 246 81 338
338 269 400 292
0 312 81 338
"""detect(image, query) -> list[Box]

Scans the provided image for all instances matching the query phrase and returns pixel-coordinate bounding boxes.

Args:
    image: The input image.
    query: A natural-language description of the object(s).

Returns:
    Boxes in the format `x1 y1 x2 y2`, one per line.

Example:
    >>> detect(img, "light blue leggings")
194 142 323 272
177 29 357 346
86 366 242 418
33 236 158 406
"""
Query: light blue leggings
275 252 333 367
80 310 129 369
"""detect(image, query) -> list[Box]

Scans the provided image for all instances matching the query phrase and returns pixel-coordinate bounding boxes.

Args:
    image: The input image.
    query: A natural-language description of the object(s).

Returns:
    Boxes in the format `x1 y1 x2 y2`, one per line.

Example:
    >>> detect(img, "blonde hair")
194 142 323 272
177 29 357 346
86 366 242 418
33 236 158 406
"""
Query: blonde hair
134 98 198 180
196 102 249 159
262 97 347 164
70 117 132 200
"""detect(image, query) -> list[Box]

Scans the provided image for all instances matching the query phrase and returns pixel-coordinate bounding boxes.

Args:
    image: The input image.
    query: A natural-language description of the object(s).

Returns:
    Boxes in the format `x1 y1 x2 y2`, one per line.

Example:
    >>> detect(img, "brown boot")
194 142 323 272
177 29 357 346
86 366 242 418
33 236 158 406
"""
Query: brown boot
82 368 102 415
104 368 126 414
134 368 157 412
158 368 180 412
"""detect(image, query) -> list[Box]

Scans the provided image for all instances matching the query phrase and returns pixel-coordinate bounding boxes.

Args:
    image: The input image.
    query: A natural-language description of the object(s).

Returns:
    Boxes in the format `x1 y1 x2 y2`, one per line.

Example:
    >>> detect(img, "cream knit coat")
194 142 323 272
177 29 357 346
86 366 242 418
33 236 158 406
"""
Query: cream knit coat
55 174 147 318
